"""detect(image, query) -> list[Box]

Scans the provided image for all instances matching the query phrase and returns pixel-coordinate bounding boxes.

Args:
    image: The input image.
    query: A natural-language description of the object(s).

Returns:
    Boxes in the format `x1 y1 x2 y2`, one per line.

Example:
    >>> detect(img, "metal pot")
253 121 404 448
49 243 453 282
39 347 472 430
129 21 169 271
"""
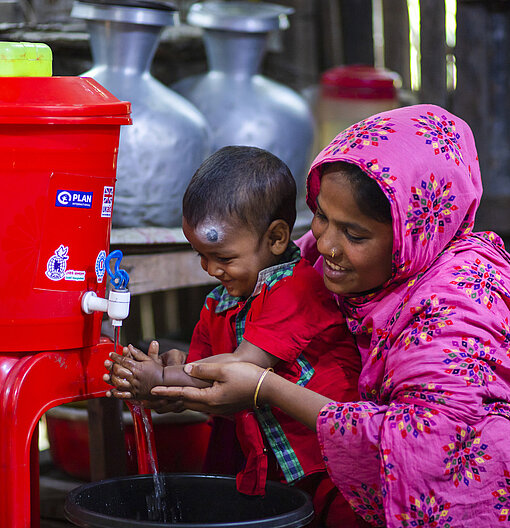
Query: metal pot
72 0 211 227
172 1 315 200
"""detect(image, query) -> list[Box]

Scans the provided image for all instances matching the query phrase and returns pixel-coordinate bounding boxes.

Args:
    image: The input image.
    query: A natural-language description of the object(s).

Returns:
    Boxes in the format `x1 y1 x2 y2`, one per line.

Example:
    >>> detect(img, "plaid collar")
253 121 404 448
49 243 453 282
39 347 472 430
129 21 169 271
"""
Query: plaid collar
213 241 301 314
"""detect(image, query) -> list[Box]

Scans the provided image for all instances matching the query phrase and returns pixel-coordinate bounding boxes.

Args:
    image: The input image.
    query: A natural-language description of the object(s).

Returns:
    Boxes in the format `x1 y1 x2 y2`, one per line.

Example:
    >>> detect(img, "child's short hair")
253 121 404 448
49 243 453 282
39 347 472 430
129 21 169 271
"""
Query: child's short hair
183 146 297 235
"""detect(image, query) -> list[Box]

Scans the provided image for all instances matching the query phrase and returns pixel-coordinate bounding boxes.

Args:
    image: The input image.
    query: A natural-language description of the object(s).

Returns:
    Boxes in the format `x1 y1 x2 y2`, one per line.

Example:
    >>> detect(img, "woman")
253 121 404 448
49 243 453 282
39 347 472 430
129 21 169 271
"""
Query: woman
153 104 510 527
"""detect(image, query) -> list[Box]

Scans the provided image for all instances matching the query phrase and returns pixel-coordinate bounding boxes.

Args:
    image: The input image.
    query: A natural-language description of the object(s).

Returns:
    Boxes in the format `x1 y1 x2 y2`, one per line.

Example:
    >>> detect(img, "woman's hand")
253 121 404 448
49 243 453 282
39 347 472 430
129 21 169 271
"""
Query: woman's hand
152 361 331 429
151 362 264 415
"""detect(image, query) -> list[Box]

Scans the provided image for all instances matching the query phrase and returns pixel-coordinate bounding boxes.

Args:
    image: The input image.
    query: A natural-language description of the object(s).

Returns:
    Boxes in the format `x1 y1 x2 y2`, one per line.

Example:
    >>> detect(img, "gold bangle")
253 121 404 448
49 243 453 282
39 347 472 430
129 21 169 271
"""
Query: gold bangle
253 367 274 409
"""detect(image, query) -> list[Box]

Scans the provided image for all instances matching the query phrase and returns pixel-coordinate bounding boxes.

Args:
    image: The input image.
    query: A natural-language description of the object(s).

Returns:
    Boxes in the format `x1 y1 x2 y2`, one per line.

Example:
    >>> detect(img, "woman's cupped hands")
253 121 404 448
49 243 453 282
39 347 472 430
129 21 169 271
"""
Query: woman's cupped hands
151 361 265 415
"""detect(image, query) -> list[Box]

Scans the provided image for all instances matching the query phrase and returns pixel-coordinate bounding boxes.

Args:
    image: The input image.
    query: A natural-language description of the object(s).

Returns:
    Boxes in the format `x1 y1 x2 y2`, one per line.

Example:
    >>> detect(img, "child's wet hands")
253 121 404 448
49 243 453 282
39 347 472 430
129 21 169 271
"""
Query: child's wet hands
159 347 187 366
147 341 187 368
103 351 136 399
107 343 164 401
125 343 151 361
104 344 149 399
147 340 161 363
104 344 135 383
106 386 135 399
103 341 186 408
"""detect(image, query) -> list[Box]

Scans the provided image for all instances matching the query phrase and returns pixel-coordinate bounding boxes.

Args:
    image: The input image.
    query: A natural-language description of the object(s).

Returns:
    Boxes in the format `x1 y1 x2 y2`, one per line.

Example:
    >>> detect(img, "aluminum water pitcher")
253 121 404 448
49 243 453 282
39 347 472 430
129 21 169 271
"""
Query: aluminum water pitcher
72 0 211 227
173 1 315 199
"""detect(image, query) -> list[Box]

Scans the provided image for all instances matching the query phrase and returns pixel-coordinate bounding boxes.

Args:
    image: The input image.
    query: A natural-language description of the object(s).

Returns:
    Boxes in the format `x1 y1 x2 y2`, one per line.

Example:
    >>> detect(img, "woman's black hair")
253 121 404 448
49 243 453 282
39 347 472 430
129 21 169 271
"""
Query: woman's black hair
183 145 297 235
323 161 392 224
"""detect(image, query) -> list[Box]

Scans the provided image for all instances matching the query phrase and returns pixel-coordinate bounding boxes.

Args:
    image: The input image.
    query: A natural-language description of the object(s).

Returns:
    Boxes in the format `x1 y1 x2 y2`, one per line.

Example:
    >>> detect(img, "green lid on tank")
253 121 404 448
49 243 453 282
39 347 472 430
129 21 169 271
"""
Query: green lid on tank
0 41 52 77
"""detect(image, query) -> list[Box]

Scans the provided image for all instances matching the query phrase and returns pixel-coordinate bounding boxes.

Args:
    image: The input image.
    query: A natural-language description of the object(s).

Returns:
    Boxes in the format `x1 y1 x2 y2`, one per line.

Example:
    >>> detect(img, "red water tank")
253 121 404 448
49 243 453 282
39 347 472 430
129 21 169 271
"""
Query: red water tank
0 76 131 352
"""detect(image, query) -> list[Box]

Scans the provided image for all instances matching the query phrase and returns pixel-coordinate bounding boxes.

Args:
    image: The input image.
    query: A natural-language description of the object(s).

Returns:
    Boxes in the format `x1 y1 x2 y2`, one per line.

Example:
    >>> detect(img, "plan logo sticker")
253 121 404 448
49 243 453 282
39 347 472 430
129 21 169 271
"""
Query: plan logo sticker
101 186 114 218
45 245 69 281
56 190 93 209
95 250 106 283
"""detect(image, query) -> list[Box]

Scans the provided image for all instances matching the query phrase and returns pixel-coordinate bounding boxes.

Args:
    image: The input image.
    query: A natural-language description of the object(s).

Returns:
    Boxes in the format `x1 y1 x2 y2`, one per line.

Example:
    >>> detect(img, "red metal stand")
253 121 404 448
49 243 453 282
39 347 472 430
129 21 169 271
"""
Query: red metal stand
0 336 152 528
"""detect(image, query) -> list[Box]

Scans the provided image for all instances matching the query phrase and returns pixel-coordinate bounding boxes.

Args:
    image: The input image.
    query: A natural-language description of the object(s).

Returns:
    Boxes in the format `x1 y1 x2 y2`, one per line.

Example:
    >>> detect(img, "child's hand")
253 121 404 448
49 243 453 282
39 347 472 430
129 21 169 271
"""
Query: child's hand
104 344 136 400
104 341 160 395
159 347 187 366
139 341 187 412
146 340 161 364
107 344 164 401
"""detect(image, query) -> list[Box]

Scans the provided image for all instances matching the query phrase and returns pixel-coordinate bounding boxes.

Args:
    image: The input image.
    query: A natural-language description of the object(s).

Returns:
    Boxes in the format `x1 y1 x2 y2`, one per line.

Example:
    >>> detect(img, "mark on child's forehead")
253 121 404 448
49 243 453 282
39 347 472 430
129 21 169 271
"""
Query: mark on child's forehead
206 228 218 242
196 219 225 243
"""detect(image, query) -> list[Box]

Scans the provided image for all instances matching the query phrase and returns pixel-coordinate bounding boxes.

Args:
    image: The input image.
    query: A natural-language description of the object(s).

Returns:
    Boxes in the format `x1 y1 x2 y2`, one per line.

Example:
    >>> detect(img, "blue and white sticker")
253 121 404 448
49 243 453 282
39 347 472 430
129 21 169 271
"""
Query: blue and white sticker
44 245 86 282
101 186 114 218
45 245 69 281
95 250 106 283
56 190 93 209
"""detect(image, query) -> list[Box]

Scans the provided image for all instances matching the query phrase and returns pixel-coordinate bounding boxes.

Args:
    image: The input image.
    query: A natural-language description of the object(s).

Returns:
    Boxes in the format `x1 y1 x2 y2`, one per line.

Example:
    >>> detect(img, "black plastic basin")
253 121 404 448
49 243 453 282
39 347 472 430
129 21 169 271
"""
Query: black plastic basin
64 473 314 527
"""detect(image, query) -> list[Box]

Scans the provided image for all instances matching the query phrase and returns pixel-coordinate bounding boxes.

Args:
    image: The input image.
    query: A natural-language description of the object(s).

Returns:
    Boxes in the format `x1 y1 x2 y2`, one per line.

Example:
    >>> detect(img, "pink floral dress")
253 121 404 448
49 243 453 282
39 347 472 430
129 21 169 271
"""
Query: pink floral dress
305 104 510 527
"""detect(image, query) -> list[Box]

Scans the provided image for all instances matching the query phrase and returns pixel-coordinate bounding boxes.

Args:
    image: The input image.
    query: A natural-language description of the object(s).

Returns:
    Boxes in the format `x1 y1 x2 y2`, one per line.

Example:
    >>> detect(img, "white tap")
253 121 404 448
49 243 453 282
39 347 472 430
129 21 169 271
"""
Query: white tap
81 249 131 326
81 288 131 326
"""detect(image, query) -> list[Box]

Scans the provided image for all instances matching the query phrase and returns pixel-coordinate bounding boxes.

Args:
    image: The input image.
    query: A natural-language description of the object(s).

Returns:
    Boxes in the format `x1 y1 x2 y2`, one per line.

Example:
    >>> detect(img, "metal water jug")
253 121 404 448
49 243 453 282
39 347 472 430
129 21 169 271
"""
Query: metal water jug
72 0 211 228
172 1 315 198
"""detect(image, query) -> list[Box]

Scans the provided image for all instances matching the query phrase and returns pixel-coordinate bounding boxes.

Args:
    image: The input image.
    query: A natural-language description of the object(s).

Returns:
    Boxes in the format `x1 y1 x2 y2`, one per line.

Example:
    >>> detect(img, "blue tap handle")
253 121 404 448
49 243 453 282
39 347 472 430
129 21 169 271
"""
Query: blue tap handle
106 250 130 289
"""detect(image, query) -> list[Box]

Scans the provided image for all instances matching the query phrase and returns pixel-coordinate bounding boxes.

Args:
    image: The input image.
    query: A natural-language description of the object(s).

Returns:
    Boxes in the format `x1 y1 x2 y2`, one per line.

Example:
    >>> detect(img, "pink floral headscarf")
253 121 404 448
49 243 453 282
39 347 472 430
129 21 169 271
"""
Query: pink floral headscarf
305 105 510 526
308 104 483 285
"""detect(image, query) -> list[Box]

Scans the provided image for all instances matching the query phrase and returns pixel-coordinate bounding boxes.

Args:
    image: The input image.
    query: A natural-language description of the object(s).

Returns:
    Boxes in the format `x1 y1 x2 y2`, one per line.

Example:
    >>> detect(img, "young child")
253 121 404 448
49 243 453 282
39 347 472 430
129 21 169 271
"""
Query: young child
106 146 362 527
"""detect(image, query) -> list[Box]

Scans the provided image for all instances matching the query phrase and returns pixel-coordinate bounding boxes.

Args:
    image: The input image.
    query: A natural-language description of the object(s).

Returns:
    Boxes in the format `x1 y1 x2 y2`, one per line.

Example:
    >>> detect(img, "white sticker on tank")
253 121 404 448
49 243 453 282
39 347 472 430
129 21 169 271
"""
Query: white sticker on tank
45 245 69 281
96 250 106 283
44 245 86 282
65 270 86 281
101 186 114 218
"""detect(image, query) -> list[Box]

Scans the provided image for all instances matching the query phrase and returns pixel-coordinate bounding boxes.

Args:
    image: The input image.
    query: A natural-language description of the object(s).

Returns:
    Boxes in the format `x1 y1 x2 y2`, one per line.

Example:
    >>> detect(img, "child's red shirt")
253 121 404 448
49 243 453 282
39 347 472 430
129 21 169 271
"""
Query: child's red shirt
187 243 360 486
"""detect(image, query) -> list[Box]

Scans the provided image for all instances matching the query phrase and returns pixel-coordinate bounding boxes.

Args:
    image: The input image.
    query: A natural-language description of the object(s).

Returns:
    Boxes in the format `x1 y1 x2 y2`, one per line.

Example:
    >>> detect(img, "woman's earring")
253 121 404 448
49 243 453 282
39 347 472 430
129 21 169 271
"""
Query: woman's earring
331 249 336 258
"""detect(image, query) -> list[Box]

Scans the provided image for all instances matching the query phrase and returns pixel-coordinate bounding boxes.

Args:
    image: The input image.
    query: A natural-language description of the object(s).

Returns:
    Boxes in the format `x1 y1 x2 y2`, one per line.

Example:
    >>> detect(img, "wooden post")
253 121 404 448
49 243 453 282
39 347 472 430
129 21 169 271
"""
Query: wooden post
264 0 320 90
419 0 448 106
139 293 156 342
87 398 127 480
317 0 344 70
382 0 411 91
454 2 510 235
452 2 487 143
339 0 374 65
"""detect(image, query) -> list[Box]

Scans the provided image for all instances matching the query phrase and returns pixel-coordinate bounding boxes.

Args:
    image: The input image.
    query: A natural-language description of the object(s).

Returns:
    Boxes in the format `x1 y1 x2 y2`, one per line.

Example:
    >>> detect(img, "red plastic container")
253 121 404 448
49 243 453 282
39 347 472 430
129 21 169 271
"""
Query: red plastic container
317 65 400 148
0 77 131 352
320 64 399 100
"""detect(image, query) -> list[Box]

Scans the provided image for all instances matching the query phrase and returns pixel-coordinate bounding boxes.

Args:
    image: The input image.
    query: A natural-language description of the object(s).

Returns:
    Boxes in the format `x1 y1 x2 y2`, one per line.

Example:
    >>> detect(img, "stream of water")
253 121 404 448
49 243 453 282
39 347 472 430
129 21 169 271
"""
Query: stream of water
140 407 168 522
130 403 182 523
114 326 182 522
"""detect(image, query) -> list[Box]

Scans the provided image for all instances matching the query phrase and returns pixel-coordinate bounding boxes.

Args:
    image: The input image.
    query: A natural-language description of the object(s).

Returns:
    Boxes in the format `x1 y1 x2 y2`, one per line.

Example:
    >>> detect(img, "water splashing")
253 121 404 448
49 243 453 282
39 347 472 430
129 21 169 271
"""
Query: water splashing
128 403 182 522
140 408 168 522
